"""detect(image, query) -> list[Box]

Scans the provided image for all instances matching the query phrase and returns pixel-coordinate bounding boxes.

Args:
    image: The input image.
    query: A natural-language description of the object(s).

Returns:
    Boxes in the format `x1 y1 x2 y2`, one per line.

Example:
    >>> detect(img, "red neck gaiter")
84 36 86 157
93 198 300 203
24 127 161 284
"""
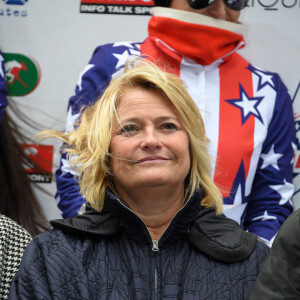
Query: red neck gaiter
147 8 246 66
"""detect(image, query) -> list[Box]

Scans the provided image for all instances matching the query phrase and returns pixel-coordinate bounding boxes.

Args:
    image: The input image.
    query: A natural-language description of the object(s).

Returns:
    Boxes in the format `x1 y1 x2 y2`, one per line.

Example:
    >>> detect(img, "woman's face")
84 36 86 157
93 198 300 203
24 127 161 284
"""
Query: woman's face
110 87 191 194
170 0 241 23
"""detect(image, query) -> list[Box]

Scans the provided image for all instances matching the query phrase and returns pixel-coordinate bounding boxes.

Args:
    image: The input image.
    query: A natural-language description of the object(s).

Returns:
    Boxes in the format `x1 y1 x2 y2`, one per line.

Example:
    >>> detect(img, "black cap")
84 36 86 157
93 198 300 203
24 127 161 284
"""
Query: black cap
153 0 171 7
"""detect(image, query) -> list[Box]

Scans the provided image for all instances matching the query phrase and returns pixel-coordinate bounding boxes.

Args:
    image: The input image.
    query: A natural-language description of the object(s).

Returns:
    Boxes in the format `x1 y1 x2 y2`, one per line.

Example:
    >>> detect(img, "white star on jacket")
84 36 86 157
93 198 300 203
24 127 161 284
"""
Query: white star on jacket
113 42 141 69
113 41 135 48
65 108 80 132
237 91 261 119
113 51 131 69
269 179 294 206
113 42 140 56
227 86 264 124
252 210 277 221
61 158 75 176
0 55 4 78
77 64 94 91
253 69 275 89
291 141 296 164
223 184 247 224
261 144 283 170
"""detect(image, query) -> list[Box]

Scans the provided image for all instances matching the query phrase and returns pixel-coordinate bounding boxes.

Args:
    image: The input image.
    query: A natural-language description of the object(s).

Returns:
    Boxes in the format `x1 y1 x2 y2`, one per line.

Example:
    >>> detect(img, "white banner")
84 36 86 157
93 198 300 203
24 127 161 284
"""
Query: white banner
0 0 299 219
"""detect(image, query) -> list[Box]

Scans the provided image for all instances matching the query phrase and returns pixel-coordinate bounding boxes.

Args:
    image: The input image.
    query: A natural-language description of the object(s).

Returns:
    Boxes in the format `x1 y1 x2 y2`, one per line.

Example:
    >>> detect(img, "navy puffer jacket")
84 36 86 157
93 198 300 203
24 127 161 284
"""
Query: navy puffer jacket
10 189 269 300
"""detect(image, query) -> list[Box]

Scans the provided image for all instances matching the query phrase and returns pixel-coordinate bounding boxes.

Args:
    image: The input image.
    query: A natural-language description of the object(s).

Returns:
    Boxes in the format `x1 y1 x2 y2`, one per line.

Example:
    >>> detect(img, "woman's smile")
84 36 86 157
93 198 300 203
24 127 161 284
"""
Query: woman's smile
137 156 168 163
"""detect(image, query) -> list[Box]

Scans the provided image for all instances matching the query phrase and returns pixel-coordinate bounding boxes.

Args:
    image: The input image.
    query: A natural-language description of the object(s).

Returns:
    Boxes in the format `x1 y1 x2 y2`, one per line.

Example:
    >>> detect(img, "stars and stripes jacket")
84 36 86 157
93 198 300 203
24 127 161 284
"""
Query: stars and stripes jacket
56 7 296 246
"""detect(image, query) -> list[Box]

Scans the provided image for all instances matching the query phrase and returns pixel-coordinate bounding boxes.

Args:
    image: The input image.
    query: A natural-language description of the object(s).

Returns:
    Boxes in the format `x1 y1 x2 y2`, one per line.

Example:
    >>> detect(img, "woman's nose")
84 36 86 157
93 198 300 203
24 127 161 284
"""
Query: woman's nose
140 128 162 150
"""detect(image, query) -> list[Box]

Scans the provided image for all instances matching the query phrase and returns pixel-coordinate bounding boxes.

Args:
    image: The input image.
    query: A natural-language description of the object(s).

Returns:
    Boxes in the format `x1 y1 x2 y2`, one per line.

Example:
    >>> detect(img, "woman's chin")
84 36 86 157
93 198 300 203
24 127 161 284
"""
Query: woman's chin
136 175 174 188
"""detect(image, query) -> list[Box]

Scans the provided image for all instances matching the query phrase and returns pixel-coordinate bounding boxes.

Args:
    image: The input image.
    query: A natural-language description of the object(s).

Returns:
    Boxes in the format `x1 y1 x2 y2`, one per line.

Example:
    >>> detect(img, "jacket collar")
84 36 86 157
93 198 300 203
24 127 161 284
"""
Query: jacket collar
187 207 259 263
103 188 204 248
51 188 258 263
50 207 121 236
51 188 203 247
148 7 245 66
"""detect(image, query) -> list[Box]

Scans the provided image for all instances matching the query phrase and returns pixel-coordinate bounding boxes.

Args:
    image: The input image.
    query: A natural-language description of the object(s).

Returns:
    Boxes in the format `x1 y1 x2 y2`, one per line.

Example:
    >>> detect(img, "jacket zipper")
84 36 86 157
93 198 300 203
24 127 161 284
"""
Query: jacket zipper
152 240 159 300
114 195 192 247
114 198 161 298
152 240 159 251
152 240 159 299
114 195 193 300
155 267 159 300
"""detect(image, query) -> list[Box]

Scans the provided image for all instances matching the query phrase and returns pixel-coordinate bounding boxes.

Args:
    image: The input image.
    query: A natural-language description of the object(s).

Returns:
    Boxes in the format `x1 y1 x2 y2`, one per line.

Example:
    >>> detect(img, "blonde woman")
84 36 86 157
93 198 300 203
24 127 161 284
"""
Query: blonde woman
10 61 269 300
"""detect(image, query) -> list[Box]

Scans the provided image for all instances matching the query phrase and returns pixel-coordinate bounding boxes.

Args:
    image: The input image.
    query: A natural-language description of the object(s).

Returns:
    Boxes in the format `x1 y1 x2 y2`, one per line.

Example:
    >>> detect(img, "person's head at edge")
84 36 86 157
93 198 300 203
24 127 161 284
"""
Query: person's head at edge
39 59 223 220
154 0 245 23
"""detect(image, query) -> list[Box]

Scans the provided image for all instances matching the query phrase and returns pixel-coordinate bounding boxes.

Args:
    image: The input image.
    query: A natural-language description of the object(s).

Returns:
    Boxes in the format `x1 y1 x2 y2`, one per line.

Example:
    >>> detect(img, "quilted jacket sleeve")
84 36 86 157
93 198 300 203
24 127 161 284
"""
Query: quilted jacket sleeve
9 235 52 300
9 229 100 300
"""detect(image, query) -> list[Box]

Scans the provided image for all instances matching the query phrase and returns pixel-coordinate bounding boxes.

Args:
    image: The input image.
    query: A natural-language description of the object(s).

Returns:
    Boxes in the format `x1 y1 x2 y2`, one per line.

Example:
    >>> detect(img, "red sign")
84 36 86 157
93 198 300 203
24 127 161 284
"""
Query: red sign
80 0 154 15
20 144 54 183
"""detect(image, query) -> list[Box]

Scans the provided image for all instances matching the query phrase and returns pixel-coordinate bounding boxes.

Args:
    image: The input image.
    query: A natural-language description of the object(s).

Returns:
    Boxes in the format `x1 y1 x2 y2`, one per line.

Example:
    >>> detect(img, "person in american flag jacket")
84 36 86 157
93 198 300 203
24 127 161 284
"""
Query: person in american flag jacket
56 0 296 247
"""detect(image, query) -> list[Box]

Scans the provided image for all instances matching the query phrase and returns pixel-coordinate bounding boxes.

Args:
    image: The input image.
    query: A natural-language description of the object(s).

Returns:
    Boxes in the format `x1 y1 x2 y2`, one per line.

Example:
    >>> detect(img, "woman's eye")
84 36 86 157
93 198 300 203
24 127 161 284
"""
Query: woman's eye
161 123 177 131
121 124 137 134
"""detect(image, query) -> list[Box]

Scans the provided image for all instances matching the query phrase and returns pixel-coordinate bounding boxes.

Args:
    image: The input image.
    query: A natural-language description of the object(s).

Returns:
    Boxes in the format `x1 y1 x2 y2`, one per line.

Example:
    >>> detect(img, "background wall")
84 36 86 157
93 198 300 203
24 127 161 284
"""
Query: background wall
0 0 299 220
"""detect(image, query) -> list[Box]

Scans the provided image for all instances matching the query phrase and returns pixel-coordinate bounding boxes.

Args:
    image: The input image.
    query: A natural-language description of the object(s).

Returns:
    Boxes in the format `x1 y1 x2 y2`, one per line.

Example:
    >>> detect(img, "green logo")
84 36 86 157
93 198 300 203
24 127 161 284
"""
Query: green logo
3 53 41 96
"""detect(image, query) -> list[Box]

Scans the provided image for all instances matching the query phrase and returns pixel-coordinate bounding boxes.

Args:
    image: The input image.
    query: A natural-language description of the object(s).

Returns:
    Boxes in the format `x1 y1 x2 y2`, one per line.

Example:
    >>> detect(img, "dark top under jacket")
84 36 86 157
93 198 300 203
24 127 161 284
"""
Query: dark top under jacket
10 189 269 300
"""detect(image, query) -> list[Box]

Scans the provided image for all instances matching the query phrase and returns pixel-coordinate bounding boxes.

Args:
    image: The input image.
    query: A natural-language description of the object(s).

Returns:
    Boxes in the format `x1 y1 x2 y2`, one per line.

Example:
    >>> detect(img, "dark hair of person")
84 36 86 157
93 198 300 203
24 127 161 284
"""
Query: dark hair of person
0 103 50 236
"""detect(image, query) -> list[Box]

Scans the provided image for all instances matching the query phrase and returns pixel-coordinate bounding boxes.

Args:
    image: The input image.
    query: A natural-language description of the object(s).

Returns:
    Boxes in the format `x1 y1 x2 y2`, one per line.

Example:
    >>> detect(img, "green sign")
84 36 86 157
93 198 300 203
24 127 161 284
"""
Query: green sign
3 53 41 96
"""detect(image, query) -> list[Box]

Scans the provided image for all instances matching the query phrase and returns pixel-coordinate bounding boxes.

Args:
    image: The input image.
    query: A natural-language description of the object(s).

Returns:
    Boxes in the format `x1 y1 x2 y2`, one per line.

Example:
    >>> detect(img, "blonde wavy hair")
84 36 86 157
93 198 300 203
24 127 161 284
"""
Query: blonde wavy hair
39 59 223 214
